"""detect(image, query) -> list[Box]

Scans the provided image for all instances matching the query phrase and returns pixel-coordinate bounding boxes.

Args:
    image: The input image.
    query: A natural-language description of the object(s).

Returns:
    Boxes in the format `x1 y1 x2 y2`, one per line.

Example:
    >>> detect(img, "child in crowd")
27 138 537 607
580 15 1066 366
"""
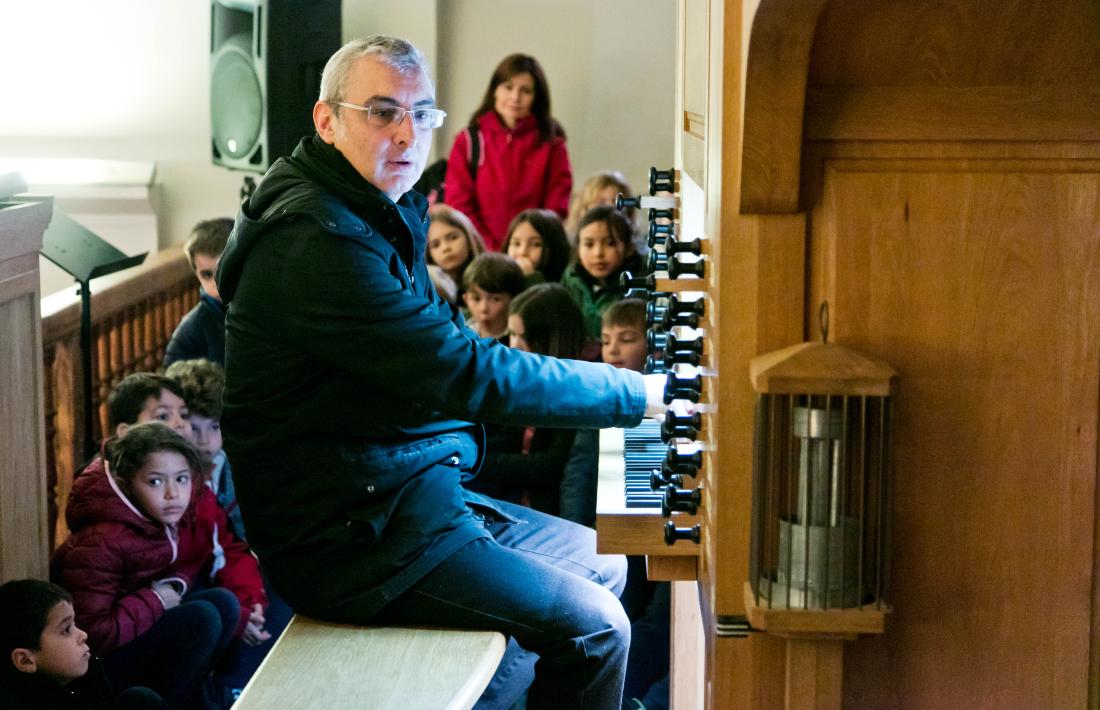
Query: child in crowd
565 170 637 239
601 298 649 373
0 579 168 709
461 252 527 340
51 422 256 709
104 373 191 441
426 203 485 304
163 359 294 703
596 302 672 710
562 205 647 338
165 218 233 367
501 208 572 285
164 359 245 542
466 284 597 524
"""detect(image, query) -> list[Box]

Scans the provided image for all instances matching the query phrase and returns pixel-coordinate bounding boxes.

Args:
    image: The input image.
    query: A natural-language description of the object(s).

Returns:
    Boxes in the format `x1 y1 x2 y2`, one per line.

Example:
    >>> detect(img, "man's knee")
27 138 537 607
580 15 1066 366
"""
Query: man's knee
597 552 629 598
586 584 631 642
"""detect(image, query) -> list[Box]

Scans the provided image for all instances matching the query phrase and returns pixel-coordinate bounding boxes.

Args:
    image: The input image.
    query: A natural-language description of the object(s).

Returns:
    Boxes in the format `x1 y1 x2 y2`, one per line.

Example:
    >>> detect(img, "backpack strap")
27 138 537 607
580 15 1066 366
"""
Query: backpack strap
466 126 481 182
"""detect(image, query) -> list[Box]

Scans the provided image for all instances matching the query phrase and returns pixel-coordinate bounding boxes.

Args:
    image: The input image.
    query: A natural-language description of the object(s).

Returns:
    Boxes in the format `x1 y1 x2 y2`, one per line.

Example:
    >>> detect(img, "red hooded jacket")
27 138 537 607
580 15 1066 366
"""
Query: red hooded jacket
443 112 572 251
49 456 266 653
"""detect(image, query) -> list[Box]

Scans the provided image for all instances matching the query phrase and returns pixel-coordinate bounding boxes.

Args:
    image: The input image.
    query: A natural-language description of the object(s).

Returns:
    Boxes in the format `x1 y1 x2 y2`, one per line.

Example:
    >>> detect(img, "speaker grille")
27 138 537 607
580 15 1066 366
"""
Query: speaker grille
211 33 263 161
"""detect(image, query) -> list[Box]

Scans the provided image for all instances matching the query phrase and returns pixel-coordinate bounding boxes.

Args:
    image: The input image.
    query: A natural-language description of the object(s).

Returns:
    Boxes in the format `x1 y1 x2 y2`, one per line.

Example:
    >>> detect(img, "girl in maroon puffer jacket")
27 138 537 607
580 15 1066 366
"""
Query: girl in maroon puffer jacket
51 423 266 708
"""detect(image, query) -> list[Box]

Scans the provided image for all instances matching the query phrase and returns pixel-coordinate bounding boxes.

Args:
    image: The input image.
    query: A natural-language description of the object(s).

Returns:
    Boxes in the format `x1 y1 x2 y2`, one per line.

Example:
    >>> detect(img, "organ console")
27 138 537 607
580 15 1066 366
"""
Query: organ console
597 167 710 575
600 3 1100 709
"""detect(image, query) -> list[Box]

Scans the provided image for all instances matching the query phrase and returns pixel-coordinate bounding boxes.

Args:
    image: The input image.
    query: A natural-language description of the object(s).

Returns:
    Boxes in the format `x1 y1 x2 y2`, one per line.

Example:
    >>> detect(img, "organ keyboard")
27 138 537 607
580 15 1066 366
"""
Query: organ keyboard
595 420 700 559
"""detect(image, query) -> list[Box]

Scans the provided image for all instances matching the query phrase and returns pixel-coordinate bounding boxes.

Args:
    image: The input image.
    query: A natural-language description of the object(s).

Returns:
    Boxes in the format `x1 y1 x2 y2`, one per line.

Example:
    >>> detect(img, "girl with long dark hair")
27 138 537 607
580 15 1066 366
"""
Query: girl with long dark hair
443 54 573 251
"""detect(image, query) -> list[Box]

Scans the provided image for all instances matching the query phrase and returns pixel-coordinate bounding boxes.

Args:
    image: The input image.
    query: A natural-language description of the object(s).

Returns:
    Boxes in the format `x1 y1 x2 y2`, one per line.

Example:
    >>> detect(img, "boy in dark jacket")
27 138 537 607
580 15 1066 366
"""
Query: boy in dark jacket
0 579 167 709
164 218 233 367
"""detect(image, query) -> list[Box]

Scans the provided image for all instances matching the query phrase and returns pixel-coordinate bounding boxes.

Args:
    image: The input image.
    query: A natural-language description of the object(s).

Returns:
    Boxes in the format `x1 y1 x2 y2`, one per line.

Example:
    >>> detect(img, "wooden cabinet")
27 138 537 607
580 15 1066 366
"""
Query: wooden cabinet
0 195 52 580
672 1 1100 707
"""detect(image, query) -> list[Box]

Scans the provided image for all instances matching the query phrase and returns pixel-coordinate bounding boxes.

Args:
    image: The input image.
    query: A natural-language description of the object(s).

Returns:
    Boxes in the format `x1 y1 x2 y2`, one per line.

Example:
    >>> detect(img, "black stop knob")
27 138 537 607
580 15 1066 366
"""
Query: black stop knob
616 193 641 210
662 486 702 517
667 233 703 257
666 332 703 355
661 413 701 443
662 458 698 480
648 208 675 222
666 444 702 470
667 295 706 326
620 271 656 298
664 371 703 404
645 299 668 329
659 349 701 369
648 221 674 250
647 250 669 274
647 329 669 352
667 257 707 280
643 354 666 375
664 521 701 546
650 469 684 491
649 167 677 195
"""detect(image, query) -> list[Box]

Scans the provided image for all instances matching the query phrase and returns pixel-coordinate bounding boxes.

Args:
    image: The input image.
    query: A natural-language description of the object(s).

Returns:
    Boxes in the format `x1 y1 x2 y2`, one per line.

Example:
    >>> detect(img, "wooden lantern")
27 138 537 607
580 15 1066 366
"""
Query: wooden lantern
745 322 897 641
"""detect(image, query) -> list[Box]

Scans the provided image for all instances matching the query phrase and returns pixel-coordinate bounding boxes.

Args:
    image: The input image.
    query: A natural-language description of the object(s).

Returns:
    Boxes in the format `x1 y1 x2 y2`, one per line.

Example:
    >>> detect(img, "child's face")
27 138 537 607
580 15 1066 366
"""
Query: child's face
192 252 221 302
507 314 530 352
26 601 91 683
427 221 470 276
578 221 628 284
124 390 191 440
463 285 511 336
121 451 194 527
189 414 222 462
506 221 544 271
602 324 647 372
595 185 621 208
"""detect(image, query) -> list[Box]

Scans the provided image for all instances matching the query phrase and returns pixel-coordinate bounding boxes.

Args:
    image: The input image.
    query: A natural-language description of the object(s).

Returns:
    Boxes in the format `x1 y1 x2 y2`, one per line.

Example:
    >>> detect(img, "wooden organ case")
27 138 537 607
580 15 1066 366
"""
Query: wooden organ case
596 1 1100 708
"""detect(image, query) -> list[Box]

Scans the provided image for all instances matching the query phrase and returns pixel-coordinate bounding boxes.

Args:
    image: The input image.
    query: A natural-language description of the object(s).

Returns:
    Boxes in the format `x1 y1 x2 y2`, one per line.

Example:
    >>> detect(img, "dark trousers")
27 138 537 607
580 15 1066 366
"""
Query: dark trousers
381 499 630 710
103 588 239 710
113 686 171 709
622 582 670 710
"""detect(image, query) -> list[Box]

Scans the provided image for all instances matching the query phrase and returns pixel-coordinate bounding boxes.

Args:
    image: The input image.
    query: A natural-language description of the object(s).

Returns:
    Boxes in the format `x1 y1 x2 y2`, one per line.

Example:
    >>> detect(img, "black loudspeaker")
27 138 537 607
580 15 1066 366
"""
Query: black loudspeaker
210 0 341 172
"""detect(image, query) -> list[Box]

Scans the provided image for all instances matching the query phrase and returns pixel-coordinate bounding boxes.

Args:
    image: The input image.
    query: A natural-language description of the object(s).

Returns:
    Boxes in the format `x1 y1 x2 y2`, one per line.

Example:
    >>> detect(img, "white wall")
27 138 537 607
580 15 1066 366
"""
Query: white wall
1 2 243 251
1 0 674 253
436 0 676 196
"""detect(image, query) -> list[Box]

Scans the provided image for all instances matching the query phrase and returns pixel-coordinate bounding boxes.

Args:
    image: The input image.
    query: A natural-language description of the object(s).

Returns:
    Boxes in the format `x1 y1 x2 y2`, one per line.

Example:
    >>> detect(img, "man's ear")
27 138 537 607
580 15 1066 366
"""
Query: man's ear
11 648 37 674
314 100 338 144
115 422 131 438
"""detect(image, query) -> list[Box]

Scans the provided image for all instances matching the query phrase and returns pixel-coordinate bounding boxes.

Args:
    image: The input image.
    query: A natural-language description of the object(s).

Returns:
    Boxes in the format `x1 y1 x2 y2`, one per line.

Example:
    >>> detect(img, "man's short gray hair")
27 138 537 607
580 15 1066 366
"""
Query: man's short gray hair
319 35 430 104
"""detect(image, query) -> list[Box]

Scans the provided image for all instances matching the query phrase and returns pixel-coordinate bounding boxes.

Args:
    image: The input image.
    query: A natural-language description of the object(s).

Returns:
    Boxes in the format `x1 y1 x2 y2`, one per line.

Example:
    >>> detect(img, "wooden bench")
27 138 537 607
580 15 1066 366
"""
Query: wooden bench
234 615 506 710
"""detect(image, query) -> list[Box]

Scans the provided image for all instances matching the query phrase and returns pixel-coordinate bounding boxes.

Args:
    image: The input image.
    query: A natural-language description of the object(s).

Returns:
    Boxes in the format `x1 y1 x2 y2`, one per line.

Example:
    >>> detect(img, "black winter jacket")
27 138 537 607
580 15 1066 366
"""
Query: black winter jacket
216 136 645 619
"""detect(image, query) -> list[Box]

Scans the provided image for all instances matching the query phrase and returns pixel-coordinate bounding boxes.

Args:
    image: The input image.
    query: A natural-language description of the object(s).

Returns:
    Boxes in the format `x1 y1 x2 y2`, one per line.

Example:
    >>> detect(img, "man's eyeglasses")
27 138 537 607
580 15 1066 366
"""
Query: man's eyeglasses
332 102 447 130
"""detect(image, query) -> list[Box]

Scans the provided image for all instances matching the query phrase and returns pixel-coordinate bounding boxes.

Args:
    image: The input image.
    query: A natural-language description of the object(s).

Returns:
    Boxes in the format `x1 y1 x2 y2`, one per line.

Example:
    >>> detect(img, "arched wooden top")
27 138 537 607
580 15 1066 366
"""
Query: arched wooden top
738 0 1100 214
739 0 828 214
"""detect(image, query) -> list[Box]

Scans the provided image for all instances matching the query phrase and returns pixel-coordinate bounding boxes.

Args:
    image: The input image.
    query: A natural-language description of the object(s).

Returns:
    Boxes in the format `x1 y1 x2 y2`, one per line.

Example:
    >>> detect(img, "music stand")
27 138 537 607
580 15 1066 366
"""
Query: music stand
39 210 147 459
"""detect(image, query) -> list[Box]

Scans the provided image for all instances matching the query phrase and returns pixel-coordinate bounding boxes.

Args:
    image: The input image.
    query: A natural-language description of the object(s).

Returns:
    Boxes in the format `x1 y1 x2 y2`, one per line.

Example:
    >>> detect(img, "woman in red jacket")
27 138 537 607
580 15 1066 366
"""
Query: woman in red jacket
443 53 573 251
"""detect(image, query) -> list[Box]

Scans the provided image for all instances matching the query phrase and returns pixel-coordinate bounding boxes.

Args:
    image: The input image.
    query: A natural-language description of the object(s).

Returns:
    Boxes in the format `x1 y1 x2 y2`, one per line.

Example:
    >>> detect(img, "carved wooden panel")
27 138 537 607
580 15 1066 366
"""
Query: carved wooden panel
809 158 1100 708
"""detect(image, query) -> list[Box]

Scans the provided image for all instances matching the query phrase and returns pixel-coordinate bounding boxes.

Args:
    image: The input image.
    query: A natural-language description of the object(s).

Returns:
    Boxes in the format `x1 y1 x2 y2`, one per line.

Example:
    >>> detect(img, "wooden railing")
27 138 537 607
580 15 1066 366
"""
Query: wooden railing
41 248 197 548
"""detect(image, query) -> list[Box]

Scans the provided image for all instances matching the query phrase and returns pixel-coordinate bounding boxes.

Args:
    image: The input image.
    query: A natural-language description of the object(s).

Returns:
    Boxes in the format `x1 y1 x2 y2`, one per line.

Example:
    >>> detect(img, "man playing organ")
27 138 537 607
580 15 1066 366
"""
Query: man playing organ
216 35 667 710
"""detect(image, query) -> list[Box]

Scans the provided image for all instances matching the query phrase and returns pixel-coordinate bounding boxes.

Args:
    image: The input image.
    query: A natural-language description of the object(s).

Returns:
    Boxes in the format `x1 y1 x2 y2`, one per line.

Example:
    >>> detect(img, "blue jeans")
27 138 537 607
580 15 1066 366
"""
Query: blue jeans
380 499 630 710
